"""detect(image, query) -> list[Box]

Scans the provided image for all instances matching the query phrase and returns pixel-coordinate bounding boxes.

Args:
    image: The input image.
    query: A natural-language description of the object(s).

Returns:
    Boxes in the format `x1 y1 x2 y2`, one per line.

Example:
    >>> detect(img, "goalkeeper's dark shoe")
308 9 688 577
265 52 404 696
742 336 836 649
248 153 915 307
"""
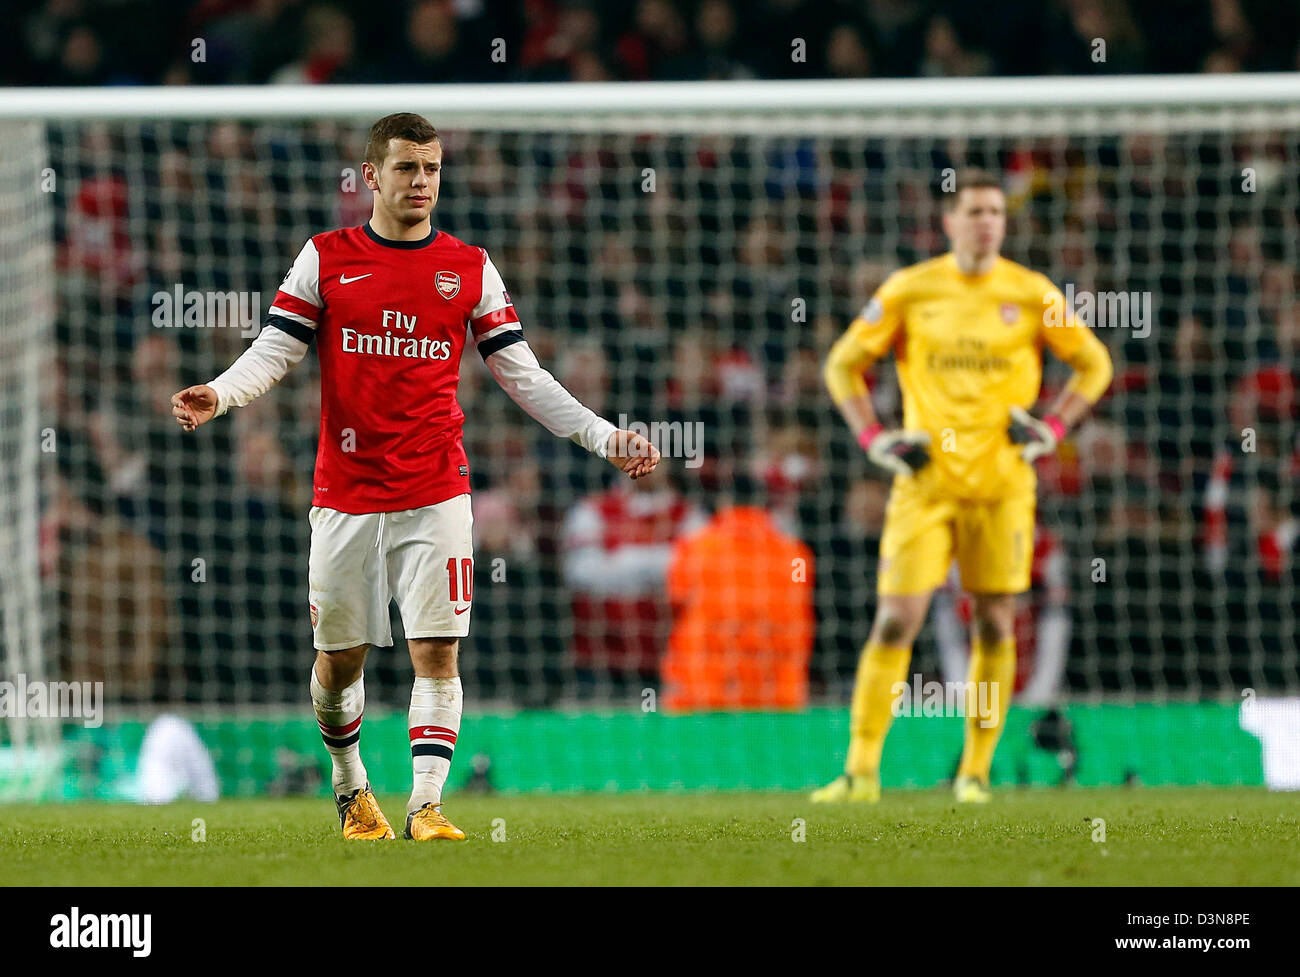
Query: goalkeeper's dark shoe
336 785 395 840
810 773 881 803
405 802 466 841
953 776 992 804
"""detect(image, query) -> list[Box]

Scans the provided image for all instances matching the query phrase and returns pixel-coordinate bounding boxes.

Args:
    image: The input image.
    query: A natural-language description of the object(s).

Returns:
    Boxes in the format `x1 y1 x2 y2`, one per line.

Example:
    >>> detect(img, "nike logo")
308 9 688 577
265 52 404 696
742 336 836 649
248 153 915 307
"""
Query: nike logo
453 604 471 615
419 728 441 738
339 273 372 284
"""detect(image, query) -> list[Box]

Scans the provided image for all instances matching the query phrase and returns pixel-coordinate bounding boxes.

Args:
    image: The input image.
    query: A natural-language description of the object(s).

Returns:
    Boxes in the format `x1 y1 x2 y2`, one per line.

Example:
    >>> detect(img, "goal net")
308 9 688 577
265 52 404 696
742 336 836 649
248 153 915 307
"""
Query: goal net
4 77 1298 795
0 120 57 794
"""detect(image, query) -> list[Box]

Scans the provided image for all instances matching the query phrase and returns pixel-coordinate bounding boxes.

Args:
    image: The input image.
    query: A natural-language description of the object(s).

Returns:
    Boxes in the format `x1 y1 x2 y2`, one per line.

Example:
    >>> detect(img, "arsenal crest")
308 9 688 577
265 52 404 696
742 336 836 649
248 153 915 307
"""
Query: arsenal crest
1000 302 1019 324
436 271 461 299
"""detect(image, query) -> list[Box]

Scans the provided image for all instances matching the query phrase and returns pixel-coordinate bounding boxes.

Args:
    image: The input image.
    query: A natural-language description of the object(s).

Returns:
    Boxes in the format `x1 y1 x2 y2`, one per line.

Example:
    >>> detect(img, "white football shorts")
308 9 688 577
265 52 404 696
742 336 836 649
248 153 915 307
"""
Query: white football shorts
308 493 474 650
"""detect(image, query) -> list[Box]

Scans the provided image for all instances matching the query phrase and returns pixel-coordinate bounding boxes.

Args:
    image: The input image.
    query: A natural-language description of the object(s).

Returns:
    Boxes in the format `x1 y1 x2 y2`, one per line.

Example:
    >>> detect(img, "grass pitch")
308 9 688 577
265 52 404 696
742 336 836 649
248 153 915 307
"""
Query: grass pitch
3 788 1297 885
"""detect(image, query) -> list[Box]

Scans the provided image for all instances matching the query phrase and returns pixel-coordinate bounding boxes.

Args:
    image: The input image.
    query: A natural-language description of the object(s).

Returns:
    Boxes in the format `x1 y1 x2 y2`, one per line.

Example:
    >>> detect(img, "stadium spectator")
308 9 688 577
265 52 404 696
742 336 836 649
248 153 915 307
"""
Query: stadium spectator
53 24 107 86
1047 0 1147 74
269 4 358 84
375 0 495 83
918 16 991 78
1155 313 1226 489
61 166 138 296
1250 478 1299 586
775 346 825 408
662 477 814 710
861 0 927 77
752 419 821 533
615 0 696 81
694 0 755 80
568 48 614 82
521 1 603 80
561 472 706 697
51 472 172 702
665 336 723 415
475 459 545 565
825 23 872 79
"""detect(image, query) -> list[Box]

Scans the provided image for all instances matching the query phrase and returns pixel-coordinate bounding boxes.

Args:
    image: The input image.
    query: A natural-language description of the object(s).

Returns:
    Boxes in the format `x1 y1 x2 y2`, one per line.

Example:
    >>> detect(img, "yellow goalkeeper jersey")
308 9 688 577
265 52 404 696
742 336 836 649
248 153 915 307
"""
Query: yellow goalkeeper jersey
825 252 1113 500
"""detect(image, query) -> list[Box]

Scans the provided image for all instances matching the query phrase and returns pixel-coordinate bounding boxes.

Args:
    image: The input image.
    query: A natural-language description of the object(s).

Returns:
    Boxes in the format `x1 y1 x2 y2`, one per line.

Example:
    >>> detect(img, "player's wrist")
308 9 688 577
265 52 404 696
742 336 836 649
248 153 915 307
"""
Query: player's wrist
1043 415 1067 442
857 422 885 452
206 381 228 418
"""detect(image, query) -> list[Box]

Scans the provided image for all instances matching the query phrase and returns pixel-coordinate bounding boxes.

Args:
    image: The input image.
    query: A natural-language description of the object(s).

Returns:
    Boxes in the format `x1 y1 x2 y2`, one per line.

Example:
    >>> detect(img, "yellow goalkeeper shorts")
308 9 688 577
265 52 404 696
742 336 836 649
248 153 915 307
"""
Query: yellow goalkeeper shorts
877 479 1035 596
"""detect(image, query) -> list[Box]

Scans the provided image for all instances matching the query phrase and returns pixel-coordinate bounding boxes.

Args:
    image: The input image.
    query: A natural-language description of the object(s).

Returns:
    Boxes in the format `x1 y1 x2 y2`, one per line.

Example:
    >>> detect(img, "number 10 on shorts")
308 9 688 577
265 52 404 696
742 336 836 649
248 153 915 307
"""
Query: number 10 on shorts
446 557 473 604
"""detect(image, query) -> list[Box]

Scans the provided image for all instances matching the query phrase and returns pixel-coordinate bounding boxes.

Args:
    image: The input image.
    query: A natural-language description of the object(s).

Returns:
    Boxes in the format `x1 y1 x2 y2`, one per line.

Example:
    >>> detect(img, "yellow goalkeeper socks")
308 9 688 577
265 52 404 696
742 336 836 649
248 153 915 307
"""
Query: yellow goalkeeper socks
845 641 912 779
956 636 1017 782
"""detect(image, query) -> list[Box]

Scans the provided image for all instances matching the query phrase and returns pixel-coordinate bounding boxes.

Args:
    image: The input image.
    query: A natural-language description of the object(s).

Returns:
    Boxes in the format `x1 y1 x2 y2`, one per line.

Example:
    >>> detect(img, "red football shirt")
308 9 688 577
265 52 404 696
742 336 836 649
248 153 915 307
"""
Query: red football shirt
267 222 522 513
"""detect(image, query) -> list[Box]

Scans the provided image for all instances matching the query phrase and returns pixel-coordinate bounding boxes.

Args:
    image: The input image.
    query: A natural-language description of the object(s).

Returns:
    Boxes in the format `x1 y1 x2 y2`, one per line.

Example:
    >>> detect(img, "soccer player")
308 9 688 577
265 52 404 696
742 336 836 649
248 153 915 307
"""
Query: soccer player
170 113 659 840
812 169 1112 804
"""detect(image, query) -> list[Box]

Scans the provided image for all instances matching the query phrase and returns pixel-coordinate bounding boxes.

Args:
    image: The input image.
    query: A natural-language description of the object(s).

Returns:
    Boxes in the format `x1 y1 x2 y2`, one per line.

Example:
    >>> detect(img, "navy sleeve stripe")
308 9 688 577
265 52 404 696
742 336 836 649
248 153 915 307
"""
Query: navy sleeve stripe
265 313 315 345
477 329 526 360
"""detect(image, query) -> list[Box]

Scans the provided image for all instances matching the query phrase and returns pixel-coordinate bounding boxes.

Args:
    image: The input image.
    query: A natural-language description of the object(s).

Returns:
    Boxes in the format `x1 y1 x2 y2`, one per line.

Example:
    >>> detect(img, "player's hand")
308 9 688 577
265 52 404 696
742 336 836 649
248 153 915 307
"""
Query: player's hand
170 385 219 432
1008 407 1066 463
859 423 931 477
606 430 661 480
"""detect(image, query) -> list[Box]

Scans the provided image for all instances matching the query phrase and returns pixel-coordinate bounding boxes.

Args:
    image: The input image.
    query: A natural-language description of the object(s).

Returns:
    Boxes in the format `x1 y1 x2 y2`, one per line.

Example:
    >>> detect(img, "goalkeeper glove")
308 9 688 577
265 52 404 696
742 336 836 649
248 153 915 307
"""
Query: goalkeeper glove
858 423 931 478
1008 407 1066 463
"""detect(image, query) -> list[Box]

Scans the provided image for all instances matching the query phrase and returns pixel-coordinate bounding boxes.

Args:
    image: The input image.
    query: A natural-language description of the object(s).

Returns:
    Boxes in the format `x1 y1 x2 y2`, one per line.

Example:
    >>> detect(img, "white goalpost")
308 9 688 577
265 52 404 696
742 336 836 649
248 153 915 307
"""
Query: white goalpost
0 119 57 795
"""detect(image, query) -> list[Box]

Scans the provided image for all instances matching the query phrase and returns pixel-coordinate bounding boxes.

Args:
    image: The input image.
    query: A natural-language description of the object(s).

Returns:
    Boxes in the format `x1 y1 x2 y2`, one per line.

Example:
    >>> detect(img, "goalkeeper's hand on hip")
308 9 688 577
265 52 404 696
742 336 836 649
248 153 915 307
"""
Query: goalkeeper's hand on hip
1007 406 1066 463
858 423 931 478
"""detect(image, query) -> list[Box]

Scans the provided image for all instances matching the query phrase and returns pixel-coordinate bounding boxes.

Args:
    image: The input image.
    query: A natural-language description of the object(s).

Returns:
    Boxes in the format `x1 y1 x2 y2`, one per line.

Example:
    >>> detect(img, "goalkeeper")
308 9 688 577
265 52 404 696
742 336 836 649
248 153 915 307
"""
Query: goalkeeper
813 169 1112 804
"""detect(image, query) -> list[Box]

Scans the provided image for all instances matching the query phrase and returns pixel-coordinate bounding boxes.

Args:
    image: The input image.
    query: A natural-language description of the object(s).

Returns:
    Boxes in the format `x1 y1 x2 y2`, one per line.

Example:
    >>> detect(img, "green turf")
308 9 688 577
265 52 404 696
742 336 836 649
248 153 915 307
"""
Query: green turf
3 788 1297 885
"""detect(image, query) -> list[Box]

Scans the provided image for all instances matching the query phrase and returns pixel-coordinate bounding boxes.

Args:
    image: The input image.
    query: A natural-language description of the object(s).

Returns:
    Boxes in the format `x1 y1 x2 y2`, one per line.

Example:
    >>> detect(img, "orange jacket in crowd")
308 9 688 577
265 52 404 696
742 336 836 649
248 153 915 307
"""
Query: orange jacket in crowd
662 506 814 711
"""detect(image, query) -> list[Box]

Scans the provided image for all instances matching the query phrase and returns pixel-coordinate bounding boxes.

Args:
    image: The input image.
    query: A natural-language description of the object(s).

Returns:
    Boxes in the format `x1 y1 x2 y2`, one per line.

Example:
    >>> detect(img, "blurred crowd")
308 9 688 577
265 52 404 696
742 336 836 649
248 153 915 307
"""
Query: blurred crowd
37 113 1300 707
8 0 1300 87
